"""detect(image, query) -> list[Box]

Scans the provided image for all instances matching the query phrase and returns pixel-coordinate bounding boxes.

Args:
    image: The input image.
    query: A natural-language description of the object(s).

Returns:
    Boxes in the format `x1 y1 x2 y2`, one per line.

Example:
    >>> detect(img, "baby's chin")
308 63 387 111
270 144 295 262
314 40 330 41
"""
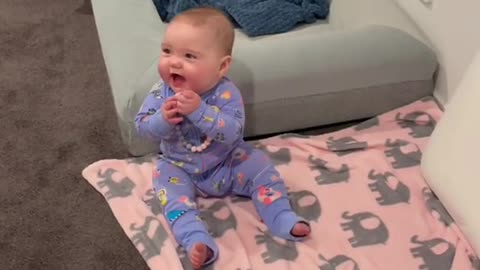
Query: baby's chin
170 84 212 95
167 78 191 92
170 86 185 93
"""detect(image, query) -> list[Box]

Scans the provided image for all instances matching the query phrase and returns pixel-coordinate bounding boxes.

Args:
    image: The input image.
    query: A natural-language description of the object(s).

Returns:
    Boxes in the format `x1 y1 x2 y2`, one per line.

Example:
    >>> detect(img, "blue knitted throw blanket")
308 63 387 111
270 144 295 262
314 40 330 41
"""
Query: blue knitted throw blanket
152 0 330 37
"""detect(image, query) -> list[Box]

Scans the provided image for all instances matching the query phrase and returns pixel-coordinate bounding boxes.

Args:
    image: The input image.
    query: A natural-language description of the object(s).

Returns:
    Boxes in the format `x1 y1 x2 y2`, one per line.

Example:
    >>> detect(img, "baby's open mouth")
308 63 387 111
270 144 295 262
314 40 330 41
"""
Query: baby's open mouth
170 73 186 88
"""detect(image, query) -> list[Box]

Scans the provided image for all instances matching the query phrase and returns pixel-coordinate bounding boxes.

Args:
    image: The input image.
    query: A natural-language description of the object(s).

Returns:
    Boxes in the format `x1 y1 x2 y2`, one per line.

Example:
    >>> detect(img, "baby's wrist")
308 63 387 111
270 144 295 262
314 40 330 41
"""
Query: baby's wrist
187 101 208 123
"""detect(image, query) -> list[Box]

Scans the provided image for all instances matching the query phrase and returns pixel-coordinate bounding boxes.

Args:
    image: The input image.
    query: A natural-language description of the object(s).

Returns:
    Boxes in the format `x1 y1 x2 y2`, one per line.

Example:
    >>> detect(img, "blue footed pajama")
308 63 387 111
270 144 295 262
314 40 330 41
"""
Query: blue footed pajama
135 77 307 265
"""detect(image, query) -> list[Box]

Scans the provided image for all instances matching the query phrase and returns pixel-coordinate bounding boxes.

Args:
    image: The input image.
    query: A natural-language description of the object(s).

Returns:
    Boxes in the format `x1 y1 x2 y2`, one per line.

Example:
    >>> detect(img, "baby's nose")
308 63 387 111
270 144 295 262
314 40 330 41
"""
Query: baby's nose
170 56 182 68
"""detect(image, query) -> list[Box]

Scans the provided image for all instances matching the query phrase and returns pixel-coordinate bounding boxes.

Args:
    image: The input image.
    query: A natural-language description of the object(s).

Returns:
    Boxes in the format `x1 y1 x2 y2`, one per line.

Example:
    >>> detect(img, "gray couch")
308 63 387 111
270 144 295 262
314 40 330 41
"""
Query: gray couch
91 0 437 156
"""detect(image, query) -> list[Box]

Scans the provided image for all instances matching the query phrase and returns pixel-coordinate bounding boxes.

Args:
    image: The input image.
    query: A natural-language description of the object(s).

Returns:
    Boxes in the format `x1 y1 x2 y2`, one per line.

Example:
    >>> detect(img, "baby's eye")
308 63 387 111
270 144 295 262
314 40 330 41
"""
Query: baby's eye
162 48 171 54
185 53 196 59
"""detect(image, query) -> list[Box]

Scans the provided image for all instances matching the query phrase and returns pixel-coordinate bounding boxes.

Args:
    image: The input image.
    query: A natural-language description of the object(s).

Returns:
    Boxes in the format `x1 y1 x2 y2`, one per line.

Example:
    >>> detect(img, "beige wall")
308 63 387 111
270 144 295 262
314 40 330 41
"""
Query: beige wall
395 0 480 105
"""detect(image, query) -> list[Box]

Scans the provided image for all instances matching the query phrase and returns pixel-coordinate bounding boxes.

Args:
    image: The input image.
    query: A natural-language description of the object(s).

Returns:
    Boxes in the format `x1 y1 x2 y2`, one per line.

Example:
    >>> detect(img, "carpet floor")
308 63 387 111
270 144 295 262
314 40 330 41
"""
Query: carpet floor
1 0 149 269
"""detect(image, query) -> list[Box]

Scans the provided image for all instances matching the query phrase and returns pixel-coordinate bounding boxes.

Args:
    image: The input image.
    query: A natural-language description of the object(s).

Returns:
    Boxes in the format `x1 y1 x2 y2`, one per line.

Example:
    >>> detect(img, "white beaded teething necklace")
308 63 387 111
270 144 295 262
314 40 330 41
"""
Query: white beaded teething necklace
174 125 212 153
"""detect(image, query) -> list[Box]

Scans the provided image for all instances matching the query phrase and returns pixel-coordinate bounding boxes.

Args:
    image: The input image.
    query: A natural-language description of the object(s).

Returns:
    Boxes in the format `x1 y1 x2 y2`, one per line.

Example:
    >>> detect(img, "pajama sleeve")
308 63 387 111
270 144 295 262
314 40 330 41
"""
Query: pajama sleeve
134 82 175 142
187 83 245 145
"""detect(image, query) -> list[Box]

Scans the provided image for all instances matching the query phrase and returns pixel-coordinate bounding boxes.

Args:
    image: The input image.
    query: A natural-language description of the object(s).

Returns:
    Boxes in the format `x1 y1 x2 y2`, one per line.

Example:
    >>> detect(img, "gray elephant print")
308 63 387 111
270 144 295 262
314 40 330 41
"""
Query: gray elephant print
288 190 321 222
384 139 422 168
97 168 135 200
422 188 454 226
308 155 350 185
354 116 379 131
318 253 360 270
368 169 410 205
255 228 298 263
396 111 436 138
143 189 163 215
199 200 237 238
340 211 389 247
469 254 480 270
130 216 168 261
253 142 291 166
410 235 455 270
326 136 368 156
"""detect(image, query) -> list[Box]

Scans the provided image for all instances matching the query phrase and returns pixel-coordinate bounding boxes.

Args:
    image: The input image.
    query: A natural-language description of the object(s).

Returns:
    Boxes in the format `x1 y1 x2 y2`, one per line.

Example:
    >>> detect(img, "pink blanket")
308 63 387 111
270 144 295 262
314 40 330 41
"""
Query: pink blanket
82 97 479 270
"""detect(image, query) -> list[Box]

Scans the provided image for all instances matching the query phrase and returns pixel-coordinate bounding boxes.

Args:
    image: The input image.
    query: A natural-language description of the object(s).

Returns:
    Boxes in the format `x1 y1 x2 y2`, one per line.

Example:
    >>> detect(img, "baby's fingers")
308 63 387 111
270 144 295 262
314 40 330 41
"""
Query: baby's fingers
163 99 177 109
162 106 177 119
181 90 197 99
174 93 188 103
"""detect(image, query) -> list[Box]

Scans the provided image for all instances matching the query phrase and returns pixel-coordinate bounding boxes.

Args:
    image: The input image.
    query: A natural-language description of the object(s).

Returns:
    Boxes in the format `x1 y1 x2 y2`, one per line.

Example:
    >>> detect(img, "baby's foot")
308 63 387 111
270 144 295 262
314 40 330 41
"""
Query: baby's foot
189 243 213 269
290 221 311 238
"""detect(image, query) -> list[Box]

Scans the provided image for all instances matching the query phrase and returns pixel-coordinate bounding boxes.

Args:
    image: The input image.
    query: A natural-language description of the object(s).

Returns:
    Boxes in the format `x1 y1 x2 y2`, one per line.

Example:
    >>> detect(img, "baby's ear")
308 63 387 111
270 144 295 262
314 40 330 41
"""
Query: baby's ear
219 55 232 77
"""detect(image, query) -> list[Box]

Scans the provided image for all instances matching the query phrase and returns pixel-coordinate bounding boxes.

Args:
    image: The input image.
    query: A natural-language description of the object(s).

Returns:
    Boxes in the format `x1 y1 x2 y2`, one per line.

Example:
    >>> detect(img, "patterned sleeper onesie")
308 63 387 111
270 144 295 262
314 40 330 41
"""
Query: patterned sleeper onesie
135 77 306 265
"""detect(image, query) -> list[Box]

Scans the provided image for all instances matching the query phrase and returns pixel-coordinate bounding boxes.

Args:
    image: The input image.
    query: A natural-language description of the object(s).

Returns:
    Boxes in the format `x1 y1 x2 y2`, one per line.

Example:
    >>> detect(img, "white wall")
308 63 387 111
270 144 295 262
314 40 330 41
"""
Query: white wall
394 0 480 105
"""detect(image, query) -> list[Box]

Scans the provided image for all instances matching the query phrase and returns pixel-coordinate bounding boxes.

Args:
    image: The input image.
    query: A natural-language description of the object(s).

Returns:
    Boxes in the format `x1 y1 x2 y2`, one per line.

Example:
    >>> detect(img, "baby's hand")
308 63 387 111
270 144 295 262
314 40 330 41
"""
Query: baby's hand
162 97 183 125
176 90 201 116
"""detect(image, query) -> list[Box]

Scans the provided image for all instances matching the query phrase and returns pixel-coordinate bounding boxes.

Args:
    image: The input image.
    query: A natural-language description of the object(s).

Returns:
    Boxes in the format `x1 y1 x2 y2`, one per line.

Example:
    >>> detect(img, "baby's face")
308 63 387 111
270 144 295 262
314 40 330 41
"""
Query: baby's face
159 21 226 94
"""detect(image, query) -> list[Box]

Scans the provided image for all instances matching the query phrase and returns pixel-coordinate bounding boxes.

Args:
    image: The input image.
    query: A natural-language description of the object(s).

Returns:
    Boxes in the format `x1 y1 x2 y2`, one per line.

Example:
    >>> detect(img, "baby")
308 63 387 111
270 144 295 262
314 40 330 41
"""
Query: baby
135 7 310 269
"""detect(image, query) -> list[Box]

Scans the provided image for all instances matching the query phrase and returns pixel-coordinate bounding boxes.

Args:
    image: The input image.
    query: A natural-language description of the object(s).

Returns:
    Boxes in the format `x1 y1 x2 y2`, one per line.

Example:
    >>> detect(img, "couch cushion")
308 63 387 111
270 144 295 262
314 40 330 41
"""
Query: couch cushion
91 0 437 155
421 50 480 254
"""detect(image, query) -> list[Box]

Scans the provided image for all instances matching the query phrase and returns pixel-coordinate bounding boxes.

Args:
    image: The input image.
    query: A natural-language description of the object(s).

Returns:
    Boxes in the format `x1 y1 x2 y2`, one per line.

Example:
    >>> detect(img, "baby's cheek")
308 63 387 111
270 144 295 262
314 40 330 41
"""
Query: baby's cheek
188 73 207 91
186 64 214 91
157 61 168 78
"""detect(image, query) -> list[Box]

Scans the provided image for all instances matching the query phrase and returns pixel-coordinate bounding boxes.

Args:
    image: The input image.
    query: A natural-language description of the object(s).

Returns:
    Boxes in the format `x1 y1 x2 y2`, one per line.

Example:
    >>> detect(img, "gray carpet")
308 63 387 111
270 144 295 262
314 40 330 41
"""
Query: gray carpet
0 0 149 269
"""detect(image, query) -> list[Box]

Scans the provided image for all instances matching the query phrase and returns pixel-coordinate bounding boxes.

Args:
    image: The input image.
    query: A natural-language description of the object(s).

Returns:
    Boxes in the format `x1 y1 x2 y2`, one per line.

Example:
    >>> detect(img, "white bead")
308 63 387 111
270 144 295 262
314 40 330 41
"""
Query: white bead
177 133 213 152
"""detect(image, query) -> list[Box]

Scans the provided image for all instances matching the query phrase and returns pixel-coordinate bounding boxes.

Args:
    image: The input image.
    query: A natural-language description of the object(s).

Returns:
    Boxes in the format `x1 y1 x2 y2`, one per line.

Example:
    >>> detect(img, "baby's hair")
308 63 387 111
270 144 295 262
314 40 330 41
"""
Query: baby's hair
171 7 235 56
